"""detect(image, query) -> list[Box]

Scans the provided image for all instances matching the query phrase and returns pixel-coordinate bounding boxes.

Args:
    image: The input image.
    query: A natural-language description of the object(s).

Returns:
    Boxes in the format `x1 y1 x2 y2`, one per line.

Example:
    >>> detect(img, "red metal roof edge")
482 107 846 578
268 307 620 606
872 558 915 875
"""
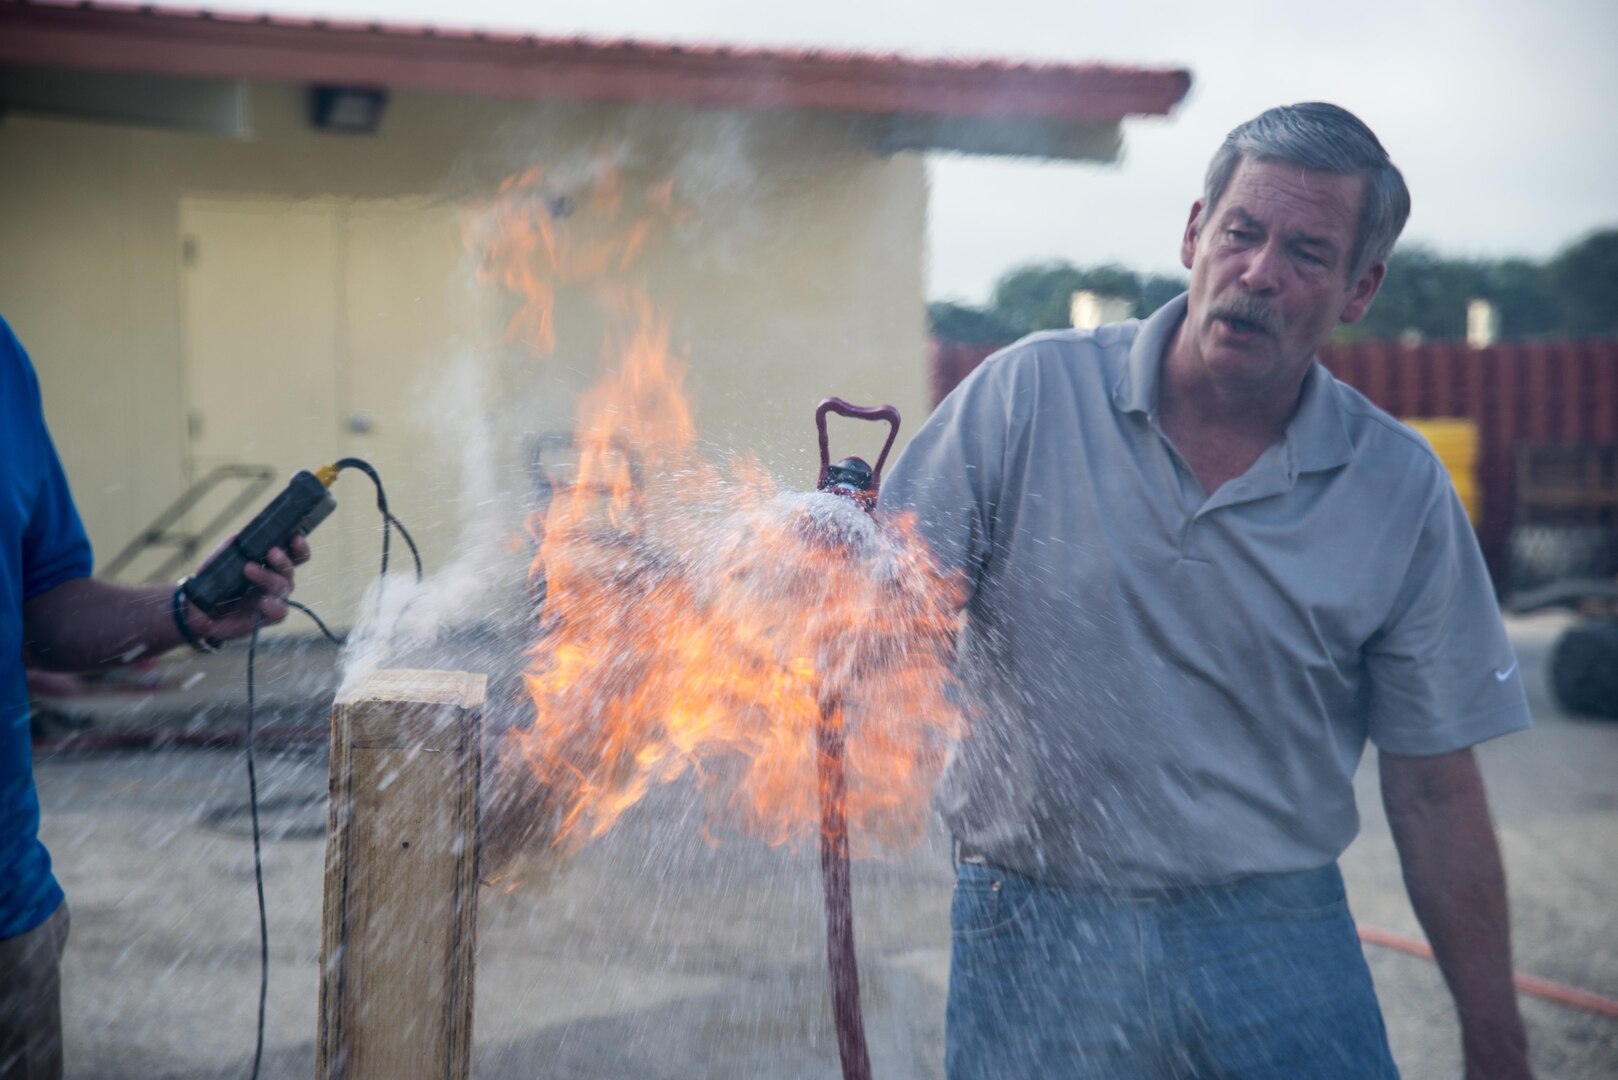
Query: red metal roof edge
0 0 1192 123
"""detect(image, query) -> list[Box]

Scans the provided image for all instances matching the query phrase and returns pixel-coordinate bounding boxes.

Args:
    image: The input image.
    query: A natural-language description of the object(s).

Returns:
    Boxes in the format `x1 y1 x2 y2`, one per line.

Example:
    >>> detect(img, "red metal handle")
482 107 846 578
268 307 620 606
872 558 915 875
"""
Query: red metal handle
816 397 901 490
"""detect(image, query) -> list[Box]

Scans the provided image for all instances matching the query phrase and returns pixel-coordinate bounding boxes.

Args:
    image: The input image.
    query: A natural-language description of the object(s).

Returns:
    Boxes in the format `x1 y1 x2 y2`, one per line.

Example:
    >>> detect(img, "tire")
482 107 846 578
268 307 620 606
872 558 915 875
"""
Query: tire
1549 621 1618 719
1507 525 1618 595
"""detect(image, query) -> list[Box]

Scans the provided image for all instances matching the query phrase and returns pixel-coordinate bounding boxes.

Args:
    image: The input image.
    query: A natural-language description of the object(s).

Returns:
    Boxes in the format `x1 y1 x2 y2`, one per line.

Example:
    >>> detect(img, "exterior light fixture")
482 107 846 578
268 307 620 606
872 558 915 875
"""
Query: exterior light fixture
308 86 388 134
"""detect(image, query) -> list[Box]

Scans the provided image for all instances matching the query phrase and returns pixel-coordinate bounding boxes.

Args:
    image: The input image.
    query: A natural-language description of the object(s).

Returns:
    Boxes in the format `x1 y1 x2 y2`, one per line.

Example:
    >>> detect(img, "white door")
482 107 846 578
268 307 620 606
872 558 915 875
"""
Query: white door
180 196 523 633
341 200 531 628
341 200 469 589
179 197 359 627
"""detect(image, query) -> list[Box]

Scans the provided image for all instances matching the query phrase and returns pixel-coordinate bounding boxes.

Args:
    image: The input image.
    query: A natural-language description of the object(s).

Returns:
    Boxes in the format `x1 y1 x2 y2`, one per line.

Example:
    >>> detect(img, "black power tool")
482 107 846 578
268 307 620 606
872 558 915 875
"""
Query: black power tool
181 466 337 616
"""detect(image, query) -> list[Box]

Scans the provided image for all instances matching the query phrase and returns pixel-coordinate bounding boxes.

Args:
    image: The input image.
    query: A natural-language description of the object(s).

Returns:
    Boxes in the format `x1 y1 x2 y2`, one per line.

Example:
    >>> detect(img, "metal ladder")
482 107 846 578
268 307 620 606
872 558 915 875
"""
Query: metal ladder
99 463 277 584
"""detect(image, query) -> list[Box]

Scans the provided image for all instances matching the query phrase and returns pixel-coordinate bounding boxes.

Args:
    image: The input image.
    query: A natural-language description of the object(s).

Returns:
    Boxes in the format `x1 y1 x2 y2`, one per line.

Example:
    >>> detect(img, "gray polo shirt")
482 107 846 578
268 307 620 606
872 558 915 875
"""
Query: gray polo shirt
881 294 1531 887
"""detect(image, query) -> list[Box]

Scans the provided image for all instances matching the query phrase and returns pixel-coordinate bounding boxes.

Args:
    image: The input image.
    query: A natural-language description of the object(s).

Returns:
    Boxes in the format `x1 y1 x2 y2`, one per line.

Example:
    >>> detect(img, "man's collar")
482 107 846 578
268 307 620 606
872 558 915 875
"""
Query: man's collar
1111 291 1352 475
1287 362 1353 474
1111 293 1184 417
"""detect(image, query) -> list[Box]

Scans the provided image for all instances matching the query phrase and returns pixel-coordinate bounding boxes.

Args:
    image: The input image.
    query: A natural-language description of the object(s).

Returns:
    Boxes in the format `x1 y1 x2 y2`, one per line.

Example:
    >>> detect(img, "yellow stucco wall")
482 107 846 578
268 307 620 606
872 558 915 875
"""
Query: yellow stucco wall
0 82 928 625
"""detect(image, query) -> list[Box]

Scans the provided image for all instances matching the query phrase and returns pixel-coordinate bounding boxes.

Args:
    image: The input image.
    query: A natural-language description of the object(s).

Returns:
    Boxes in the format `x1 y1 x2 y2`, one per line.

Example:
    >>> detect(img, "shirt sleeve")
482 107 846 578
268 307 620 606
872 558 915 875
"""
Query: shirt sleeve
1363 478 1531 756
5 321 94 600
878 350 1017 603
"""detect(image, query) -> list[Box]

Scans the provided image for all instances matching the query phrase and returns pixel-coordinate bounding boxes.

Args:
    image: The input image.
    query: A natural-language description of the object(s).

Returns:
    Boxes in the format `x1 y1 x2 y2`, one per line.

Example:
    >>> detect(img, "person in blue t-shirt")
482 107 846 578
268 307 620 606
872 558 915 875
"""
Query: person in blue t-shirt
0 316 309 1079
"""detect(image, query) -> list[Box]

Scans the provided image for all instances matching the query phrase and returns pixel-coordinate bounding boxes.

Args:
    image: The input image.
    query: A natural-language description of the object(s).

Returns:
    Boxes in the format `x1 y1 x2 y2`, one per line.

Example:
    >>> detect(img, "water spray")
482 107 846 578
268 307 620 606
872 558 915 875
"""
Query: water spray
177 459 420 1080
809 396 900 1080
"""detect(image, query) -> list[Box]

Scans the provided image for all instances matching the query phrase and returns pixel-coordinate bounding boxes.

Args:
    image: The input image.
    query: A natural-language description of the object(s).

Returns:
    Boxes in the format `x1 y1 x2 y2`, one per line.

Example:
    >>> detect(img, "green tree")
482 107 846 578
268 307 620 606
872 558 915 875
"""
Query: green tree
1138 274 1188 318
989 261 1092 335
1345 232 1618 343
928 229 1616 344
926 301 1015 344
1551 228 1618 338
929 262 1190 342
1484 258 1562 340
1347 246 1488 342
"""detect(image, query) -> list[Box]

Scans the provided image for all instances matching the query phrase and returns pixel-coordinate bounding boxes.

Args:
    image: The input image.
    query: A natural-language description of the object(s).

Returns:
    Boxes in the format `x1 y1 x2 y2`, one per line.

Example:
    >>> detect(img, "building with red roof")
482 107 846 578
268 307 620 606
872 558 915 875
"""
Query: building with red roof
0 0 1189 620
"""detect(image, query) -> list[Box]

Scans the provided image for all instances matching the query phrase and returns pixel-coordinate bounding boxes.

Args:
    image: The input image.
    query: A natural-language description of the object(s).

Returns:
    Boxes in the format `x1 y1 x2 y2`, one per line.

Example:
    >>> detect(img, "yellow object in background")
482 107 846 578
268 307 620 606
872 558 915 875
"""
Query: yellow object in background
1406 418 1482 525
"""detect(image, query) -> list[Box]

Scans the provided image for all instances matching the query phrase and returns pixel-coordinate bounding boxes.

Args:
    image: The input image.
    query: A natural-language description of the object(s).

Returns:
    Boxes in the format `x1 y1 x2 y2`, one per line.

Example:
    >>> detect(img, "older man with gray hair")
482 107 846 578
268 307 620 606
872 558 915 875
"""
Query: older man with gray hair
882 102 1533 1077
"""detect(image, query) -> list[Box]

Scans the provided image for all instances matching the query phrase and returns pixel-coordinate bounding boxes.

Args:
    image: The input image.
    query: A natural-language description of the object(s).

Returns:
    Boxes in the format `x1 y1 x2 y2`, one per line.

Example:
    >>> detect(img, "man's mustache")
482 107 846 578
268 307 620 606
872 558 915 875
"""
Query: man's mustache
1209 296 1280 336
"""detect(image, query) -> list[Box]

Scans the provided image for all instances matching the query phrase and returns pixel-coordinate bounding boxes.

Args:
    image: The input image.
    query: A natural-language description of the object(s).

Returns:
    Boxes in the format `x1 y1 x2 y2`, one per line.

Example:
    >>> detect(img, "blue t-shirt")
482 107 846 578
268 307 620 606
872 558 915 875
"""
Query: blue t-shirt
1 316 94 940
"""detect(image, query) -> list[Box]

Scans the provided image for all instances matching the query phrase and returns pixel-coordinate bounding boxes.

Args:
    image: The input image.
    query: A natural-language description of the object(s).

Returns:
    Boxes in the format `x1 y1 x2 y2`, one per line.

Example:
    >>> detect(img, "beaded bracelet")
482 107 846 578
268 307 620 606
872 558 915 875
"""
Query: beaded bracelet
171 585 223 654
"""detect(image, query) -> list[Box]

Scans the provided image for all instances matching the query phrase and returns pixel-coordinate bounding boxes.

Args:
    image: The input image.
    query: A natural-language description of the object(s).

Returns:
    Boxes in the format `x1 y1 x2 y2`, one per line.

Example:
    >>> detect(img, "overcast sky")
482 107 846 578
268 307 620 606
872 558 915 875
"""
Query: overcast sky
210 0 1618 302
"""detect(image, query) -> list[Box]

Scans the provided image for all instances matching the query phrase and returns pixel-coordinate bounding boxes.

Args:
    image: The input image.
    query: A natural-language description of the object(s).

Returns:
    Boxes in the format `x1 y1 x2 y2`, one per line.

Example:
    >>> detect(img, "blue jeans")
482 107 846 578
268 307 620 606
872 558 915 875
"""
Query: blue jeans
946 860 1398 1079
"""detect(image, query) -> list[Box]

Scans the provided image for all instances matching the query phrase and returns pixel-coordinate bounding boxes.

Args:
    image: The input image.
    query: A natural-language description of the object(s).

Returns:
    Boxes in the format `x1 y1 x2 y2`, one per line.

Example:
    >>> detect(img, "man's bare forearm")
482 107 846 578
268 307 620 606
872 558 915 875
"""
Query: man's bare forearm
22 578 183 670
24 543 305 671
1380 747 1531 1078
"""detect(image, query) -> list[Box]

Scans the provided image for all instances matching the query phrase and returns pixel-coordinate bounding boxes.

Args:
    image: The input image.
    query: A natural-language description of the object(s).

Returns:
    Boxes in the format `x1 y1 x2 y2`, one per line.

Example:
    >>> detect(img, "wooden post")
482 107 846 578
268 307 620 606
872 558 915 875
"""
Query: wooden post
317 669 487 1080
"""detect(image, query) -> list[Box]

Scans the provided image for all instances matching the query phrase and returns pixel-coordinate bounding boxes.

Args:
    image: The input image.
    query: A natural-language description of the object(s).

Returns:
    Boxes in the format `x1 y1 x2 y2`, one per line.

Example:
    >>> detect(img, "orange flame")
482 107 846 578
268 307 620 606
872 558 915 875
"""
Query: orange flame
474 161 964 861
467 160 679 355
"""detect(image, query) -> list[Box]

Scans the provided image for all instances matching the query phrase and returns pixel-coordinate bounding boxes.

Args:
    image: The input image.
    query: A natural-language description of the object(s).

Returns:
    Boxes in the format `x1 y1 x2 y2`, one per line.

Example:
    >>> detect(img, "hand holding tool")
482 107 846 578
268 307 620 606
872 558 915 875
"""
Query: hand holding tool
182 466 336 616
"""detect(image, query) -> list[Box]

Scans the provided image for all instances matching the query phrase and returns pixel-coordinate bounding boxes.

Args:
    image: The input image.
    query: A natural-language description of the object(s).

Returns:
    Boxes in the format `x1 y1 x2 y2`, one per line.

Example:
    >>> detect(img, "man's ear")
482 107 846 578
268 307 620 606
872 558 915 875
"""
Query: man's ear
1180 200 1205 271
1340 260 1387 325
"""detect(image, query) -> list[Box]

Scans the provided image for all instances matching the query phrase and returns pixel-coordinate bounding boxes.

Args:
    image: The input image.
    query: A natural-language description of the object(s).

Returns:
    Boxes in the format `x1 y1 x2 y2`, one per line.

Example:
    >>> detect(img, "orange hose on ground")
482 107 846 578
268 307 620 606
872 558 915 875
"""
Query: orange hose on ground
1357 924 1618 1021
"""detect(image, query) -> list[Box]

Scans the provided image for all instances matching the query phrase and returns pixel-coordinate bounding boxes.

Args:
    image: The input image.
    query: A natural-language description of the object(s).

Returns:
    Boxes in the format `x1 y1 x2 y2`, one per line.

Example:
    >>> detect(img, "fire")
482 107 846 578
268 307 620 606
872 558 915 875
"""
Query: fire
471 161 964 862
468 161 678 355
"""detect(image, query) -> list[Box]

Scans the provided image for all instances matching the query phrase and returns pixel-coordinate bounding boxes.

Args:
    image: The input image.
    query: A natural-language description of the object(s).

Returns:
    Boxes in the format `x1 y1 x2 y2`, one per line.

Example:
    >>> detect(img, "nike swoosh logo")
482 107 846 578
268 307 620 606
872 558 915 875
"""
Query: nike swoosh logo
1494 662 1519 682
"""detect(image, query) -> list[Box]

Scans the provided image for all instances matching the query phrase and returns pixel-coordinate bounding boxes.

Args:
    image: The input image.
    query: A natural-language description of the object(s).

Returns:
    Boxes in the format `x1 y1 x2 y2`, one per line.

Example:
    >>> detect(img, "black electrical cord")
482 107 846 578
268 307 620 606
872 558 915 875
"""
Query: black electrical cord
245 612 268 1080
241 459 422 1080
388 511 423 581
335 457 424 583
288 599 345 646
